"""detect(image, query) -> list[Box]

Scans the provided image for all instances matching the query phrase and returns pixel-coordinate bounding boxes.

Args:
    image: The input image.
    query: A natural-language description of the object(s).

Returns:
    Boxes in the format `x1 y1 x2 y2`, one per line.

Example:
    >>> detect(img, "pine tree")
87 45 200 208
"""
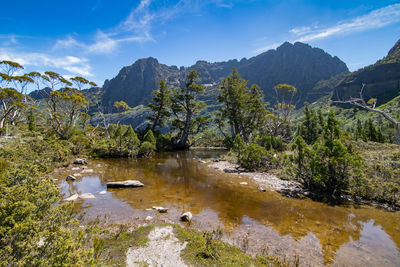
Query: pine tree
298 103 320 144
123 126 140 153
170 70 206 149
148 80 171 131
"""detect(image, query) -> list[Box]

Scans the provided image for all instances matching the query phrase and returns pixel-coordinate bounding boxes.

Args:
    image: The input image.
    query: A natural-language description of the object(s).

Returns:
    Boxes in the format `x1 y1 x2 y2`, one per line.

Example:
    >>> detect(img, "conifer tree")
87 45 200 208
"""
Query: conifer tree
170 70 206 149
148 80 171 131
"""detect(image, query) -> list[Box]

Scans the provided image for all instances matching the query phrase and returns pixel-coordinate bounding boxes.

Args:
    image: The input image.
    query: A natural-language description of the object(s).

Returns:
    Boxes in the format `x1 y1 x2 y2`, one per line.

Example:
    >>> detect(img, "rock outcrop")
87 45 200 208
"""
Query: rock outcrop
333 39 400 105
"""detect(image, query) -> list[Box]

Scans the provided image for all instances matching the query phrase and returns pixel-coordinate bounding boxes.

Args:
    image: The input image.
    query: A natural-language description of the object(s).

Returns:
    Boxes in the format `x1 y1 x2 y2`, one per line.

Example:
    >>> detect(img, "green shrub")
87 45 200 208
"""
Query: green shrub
238 143 269 171
143 129 156 149
139 141 155 158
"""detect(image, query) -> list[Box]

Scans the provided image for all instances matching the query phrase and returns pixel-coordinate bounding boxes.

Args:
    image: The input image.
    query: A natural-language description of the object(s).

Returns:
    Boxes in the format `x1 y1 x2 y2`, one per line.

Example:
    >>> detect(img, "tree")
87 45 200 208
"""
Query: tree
265 84 297 141
298 102 320 145
0 61 32 129
216 68 266 143
148 80 171 131
0 88 27 134
27 108 37 131
170 69 207 149
334 83 400 145
143 129 156 149
35 72 95 139
123 126 140 154
113 100 130 125
292 111 363 199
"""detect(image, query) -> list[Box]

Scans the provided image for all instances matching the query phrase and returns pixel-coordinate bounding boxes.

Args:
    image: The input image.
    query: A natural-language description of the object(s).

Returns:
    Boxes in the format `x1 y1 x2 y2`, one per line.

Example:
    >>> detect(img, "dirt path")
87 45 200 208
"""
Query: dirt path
126 226 187 267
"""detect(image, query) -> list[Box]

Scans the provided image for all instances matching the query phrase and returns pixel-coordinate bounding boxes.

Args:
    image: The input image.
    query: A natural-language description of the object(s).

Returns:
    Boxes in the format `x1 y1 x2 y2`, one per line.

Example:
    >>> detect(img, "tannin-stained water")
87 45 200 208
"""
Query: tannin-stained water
54 150 400 266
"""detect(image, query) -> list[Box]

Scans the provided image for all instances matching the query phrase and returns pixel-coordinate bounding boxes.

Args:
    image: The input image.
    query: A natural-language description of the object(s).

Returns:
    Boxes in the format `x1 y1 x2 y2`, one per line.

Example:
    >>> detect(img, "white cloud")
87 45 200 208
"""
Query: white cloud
295 4 400 42
0 48 93 77
54 0 234 55
255 3 400 54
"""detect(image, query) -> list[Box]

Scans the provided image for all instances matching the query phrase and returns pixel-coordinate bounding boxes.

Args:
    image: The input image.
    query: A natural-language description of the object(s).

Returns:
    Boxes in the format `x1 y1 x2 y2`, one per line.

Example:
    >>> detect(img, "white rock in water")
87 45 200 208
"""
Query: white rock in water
240 182 248 185
99 190 107 195
180 211 193 222
145 208 152 211
82 169 94 173
73 158 87 165
65 193 78 201
73 173 82 176
152 206 168 213
66 175 76 181
71 167 80 170
79 193 95 199
145 216 153 221
106 180 144 188
257 186 266 192
198 159 206 164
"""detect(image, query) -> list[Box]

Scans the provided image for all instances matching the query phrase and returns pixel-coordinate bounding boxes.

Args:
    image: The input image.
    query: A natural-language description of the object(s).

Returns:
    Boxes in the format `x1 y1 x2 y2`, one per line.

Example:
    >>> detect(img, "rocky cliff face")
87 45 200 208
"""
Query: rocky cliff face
333 39 400 105
102 42 349 110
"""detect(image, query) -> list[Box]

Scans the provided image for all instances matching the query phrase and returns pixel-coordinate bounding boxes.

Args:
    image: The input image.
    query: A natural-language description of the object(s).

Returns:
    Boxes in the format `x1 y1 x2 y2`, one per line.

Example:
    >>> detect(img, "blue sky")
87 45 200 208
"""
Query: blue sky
1 0 400 88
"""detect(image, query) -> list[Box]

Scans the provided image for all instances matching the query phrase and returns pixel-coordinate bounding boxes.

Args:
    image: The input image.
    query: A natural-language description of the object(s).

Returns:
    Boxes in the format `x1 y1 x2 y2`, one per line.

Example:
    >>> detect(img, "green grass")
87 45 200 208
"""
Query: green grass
99 224 154 266
173 225 290 267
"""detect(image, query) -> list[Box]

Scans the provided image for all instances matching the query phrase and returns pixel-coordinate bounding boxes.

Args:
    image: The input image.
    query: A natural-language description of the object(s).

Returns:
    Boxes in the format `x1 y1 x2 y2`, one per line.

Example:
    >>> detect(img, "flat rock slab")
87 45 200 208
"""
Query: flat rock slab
79 193 95 199
126 226 187 267
65 193 78 201
106 180 144 188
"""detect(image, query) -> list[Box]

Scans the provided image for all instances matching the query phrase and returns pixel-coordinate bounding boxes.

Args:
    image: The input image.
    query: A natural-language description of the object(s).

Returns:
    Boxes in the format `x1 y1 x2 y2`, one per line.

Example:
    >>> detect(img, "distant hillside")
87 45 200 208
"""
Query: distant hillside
333 39 400 105
102 42 348 111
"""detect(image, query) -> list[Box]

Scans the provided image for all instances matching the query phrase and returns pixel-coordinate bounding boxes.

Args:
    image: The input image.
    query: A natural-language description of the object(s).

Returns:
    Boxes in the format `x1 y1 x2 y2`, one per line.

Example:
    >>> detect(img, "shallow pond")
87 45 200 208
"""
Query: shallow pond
54 150 400 266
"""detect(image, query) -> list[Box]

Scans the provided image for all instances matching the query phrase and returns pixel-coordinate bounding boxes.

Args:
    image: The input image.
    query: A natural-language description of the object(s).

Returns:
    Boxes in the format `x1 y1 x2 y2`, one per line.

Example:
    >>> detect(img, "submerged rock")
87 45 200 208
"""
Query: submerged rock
65 193 78 201
79 193 95 199
66 175 77 181
258 186 266 192
106 180 144 188
152 206 168 213
240 182 248 185
99 190 107 195
73 158 87 165
180 211 192 222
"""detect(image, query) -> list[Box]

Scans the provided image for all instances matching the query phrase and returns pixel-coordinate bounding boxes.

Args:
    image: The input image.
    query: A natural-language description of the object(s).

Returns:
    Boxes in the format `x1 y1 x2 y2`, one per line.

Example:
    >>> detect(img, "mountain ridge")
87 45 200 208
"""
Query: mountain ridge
101 41 349 111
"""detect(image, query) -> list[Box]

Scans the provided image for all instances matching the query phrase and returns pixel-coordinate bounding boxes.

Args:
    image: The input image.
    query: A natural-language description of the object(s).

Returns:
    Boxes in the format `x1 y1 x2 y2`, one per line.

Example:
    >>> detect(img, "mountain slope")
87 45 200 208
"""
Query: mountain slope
333 39 400 105
102 42 348 111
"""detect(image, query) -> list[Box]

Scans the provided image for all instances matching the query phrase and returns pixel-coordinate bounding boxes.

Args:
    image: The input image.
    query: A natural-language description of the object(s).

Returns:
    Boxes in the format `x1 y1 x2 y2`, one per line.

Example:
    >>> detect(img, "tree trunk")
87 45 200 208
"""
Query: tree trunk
396 124 400 145
177 111 192 150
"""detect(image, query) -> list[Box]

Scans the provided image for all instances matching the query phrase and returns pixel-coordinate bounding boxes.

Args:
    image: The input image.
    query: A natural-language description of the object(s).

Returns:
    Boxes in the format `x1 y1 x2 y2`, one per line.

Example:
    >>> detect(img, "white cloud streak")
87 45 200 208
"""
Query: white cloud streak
256 3 400 53
54 0 235 55
0 49 93 77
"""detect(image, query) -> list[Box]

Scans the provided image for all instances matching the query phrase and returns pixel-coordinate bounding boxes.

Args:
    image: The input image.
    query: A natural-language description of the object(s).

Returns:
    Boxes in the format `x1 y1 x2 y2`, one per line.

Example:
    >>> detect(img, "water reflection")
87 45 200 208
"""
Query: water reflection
55 151 400 266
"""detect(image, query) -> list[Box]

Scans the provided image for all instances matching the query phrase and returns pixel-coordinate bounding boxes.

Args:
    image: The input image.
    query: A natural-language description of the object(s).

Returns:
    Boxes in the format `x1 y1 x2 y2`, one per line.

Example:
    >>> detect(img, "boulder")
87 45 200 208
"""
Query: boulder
66 175 77 181
73 158 87 165
65 193 78 201
152 206 168 213
79 193 95 199
180 211 193 222
106 180 144 188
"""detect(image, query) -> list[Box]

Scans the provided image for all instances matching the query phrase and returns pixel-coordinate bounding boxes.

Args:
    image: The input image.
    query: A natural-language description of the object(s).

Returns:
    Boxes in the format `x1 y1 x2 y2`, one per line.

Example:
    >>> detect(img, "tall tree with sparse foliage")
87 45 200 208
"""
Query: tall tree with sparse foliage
170 69 207 149
148 80 171 131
